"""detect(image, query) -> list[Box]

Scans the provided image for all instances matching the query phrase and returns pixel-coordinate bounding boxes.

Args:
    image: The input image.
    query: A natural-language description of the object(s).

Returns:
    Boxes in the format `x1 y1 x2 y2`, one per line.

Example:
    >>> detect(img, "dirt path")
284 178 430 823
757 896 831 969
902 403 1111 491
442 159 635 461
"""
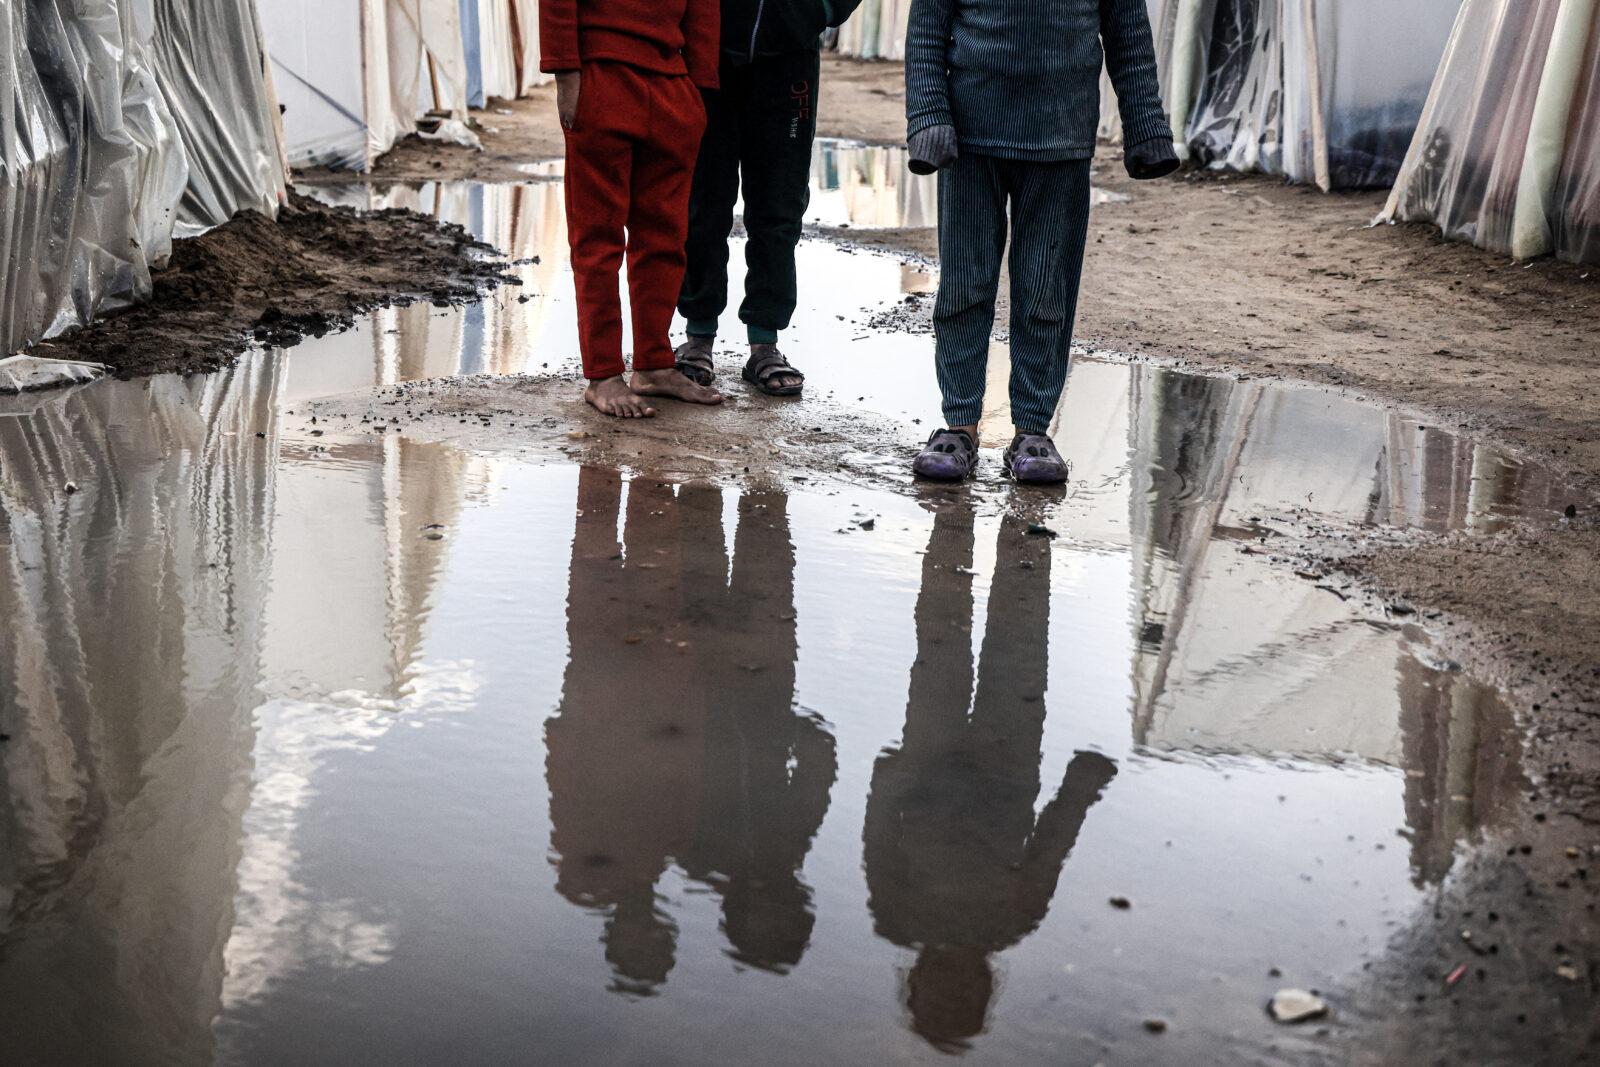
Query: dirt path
307 57 1600 1061
33 55 1600 1060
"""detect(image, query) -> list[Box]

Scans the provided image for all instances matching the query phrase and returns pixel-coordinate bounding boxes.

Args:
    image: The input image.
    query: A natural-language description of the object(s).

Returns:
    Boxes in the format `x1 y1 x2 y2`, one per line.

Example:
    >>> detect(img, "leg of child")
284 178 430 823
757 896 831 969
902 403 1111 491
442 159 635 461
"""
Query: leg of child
736 49 819 393
563 63 656 417
933 153 1010 443
678 59 741 347
1003 159 1092 436
627 73 723 407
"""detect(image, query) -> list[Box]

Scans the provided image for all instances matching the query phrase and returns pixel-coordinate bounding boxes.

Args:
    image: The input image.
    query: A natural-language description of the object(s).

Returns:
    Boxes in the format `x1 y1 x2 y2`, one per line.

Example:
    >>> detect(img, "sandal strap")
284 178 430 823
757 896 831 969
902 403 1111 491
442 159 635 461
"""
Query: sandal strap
748 350 803 383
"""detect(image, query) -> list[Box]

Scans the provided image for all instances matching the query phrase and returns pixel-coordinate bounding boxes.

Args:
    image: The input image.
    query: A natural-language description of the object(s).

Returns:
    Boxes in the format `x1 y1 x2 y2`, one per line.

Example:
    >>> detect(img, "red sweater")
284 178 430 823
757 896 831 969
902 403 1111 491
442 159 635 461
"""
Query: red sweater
540 0 719 90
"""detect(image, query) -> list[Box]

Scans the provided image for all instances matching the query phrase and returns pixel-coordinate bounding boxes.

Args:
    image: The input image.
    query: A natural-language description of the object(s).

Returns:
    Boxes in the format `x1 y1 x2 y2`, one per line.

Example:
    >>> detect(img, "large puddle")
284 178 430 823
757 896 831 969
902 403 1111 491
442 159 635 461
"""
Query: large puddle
0 153 1570 1065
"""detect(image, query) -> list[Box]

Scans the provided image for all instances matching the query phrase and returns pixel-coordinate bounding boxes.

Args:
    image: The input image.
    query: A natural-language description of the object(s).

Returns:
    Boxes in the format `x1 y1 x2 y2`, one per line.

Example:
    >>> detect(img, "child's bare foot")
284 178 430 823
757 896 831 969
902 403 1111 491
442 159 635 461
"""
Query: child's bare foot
585 375 657 418
630 367 724 406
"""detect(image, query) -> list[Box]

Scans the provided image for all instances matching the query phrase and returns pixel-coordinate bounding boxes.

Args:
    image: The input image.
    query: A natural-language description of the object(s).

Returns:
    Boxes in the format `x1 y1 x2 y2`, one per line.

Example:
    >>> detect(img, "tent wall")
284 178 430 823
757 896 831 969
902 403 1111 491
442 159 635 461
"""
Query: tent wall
1162 0 1458 189
1552 15 1600 263
1 0 284 360
262 0 535 171
259 0 369 169
151 0 288 235
1382 0 1599 260
514 0 551 94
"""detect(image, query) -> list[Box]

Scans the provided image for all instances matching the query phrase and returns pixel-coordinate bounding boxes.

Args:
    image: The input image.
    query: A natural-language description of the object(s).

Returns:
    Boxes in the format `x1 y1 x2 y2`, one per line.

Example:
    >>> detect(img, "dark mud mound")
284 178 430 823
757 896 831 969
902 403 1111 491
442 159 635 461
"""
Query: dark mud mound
34 191 515 379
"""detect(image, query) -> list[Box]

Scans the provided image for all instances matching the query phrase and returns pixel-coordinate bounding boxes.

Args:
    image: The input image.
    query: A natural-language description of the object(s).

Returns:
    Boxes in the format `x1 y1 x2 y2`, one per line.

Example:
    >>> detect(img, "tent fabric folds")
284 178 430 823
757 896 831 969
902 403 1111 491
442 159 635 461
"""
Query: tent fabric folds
1160 0 1460 190
1 0 286 361
258 0 547 172
1384 0 1600 265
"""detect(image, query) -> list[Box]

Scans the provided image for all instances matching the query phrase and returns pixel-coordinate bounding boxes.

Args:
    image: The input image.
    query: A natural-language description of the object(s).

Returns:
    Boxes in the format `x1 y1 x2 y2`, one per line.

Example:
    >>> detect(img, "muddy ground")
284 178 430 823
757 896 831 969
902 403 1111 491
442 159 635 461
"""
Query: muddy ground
27 54 1600 1061
30 192 511 379
310 59 1600 1062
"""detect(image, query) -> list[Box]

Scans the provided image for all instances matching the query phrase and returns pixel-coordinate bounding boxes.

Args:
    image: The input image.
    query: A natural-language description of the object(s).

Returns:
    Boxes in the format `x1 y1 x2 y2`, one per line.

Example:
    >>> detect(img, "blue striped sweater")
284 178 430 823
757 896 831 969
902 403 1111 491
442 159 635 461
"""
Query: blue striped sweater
906 0 1172 161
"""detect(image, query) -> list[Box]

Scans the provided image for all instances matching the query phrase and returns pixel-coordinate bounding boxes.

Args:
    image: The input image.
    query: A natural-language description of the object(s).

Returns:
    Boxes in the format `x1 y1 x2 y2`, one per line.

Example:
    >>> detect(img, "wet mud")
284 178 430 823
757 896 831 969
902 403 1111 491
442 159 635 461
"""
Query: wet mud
3 155 1592 1062
0 333 1555 1064
24 192 513 379
2 66 1599 1063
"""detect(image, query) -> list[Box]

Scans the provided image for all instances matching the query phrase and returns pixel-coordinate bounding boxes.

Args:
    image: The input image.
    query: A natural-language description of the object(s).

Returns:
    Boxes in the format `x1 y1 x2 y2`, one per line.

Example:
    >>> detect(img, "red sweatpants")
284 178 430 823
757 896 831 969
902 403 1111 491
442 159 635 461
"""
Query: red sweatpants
563 62 706 380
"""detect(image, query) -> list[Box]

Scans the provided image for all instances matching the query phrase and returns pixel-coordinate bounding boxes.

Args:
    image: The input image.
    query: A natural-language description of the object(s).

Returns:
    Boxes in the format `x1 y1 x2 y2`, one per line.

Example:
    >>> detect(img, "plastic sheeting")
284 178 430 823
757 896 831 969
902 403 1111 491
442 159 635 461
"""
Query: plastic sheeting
261 0 529 171
1162 0 1458 189
1553 14 1600 263
2 0 285 360
151 0 286 235
1383 2 1560 254
1185 0 1282 172
1384 0 1600 265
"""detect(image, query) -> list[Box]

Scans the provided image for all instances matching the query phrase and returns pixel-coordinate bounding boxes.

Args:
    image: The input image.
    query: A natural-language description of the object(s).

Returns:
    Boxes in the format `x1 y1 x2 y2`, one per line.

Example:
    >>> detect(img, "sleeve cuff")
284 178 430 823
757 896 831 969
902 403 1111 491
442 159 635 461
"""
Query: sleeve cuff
1122 115 1174 151
907 111 955 138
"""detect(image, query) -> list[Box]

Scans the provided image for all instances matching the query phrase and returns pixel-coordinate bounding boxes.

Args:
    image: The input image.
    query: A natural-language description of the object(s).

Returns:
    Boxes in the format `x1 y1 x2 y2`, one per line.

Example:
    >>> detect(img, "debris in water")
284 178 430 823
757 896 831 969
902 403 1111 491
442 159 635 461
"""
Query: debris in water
65 483 78 494
1109 896 1132 909
1294 570 1324 581
0 354 111 393
1026 523 1058 539
1388 603 1416 616
1143 1019 1167 1033
1556 965 1580 982
1446 964 1468 986
1268 989 1328 1023
568 431 590 440
421 523 446 531
425 533 445 541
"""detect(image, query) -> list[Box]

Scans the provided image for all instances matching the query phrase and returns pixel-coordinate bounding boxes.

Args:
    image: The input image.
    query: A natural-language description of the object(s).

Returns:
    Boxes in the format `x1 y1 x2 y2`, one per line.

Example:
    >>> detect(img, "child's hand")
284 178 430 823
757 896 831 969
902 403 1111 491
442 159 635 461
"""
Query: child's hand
908 125 958 175
556 72 581 131
1125 137 1179 180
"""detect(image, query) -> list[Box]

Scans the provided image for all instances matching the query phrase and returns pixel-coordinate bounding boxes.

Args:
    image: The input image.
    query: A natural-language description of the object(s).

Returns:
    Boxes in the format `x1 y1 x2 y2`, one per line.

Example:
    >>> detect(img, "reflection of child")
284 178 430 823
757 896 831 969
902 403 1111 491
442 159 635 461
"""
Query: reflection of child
905 0 1179 483
539 0 726 418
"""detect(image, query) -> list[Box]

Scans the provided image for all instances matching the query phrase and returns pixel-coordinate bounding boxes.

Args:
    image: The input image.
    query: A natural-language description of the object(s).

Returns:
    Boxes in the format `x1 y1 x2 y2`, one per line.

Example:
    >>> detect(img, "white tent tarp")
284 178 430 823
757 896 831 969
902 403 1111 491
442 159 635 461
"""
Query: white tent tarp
259 0 472 171
1383 0 1600 265
1161 0 1460 189
1 0 285 364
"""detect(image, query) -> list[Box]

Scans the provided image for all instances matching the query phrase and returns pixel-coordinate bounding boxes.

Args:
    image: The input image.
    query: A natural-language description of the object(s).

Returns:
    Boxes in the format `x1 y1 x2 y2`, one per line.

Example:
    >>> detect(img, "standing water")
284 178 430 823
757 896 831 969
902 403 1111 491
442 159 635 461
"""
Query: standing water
0 147 1564 1066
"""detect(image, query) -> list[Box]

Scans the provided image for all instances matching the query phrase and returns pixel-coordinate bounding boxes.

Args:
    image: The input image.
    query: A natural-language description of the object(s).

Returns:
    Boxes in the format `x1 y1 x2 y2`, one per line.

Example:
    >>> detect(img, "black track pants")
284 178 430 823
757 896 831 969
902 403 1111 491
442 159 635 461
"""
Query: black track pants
678 49 821 338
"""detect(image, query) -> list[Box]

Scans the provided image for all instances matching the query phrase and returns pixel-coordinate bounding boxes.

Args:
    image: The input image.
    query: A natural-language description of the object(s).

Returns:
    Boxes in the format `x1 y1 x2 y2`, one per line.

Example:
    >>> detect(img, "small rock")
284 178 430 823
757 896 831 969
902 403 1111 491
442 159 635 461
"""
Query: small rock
64 482 78 494
1109 896 1131 909
1143 1019 1166 1033
1565 504 1577 518
1269 989 1328 1023
568 431 590 440
858 519 876 530
1025 523 1058 539
1556 965 1580 982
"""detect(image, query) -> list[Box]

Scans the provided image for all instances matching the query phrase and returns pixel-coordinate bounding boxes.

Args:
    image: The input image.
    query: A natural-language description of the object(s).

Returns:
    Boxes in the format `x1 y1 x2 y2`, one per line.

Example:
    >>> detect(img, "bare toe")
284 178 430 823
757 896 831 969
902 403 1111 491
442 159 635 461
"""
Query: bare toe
631 368 724 406
585 377 657 418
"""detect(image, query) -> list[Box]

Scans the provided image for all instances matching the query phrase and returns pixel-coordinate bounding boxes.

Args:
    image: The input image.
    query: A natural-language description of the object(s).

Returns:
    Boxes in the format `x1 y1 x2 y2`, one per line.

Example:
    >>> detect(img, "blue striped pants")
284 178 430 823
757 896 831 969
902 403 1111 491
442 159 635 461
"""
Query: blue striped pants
934 154 1092 434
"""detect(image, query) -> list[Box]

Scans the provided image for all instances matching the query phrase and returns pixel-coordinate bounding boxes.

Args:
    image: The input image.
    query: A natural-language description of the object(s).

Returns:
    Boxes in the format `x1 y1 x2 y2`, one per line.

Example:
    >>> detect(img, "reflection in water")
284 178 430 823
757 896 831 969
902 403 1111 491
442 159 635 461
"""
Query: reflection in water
809 142 937 229
547 471 834 995
0 209 1564 1059
1120 363 1529 886
0 368 275 1065
865 505 1114 1049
